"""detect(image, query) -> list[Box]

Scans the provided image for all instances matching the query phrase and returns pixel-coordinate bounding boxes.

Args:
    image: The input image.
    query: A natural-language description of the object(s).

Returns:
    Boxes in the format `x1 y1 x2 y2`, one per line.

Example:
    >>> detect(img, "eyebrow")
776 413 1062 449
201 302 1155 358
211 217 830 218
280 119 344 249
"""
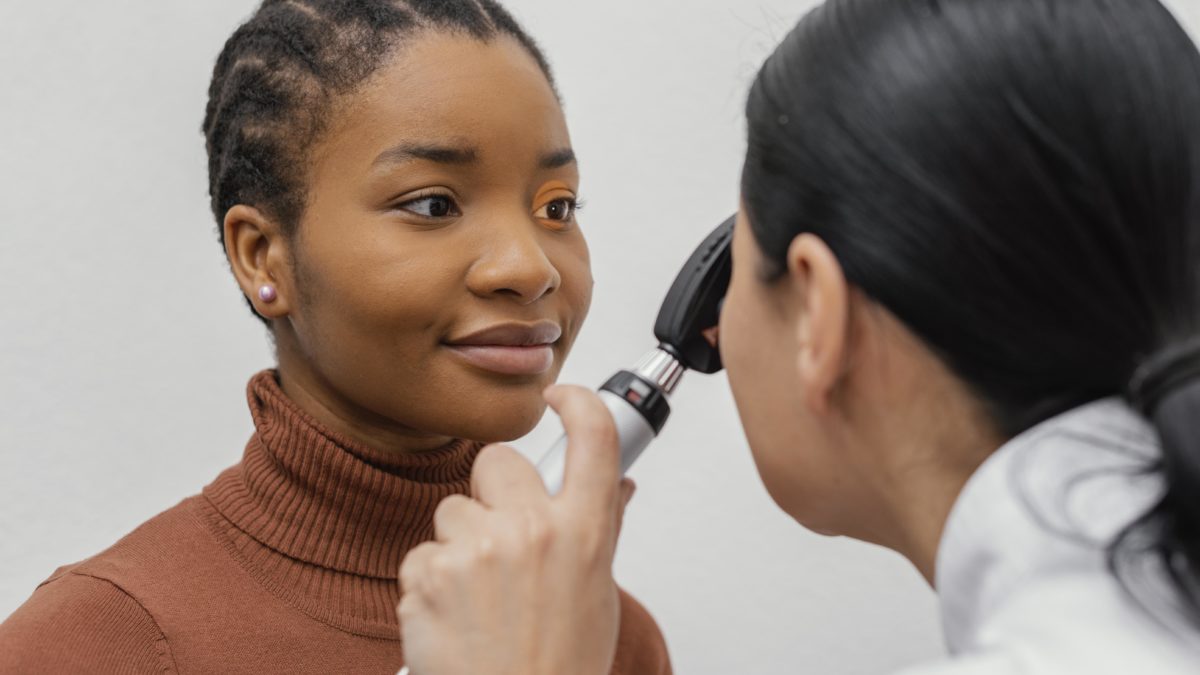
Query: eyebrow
539 148 576 170
372 143 576 170
373 143 478 167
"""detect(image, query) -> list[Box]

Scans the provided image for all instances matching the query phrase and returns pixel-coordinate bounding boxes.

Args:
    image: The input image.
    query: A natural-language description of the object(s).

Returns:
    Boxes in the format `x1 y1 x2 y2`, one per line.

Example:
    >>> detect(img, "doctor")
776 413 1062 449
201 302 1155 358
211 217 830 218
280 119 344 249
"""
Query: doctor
396 0 1200 672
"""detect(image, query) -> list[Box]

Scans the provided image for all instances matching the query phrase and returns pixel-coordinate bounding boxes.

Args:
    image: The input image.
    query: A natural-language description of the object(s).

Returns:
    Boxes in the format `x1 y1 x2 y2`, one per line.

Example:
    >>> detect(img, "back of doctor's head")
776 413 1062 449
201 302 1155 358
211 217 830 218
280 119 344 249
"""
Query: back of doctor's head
742 0 1200 624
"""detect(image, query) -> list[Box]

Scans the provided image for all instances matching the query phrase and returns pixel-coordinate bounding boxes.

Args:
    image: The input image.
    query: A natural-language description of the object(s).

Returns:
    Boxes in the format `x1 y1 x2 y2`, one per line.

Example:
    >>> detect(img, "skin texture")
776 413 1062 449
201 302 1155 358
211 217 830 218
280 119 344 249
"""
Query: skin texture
222 33 592 454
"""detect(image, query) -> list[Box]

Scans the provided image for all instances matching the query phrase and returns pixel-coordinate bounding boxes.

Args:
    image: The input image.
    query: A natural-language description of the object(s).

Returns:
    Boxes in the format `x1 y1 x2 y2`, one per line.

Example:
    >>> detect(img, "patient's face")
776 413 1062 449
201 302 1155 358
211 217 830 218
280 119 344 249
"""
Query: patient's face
276 32 591 447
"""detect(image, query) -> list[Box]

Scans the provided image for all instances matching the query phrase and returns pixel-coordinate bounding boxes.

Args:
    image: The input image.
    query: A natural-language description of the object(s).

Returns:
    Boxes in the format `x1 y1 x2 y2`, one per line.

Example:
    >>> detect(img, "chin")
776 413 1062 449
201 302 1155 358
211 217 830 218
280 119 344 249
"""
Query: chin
754 454 842 535
455 401 548 444
779 495 851 539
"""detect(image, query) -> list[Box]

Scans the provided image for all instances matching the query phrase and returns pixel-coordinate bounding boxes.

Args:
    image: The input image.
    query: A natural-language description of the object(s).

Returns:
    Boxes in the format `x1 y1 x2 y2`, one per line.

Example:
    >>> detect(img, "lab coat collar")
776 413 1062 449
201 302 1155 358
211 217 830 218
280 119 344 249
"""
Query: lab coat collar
933 398 1165 653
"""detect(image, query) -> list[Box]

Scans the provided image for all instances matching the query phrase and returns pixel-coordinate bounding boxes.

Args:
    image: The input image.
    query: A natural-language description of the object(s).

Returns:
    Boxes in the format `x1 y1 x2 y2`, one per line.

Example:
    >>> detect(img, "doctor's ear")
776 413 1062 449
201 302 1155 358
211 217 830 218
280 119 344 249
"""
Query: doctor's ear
223 204 295 322
785 233 851 415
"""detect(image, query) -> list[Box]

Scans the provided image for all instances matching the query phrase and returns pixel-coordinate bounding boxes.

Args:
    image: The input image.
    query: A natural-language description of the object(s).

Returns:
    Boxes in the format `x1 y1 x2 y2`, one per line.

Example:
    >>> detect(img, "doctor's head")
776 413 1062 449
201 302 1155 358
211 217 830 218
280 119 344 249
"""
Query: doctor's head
722 0 1200 612
204 0 592 448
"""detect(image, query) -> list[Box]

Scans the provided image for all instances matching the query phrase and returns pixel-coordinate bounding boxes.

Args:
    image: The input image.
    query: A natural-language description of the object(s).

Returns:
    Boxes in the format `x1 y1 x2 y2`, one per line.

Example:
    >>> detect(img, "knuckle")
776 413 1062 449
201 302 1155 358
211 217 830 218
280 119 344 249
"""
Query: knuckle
399 543 435 592
399 544 427 573
475 535 499 563
396 596 415 621
401 567 429 598
575 526 608 562
475 443 518 470
398 566 418 595
471 444 523 487
427 552 457 588
433 495 465 524
517 507 554 552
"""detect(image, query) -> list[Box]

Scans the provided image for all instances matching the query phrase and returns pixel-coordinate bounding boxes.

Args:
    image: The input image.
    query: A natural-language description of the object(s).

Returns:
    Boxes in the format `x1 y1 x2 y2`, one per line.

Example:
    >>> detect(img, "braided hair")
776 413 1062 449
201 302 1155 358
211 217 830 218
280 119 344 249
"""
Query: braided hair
202 0 556 307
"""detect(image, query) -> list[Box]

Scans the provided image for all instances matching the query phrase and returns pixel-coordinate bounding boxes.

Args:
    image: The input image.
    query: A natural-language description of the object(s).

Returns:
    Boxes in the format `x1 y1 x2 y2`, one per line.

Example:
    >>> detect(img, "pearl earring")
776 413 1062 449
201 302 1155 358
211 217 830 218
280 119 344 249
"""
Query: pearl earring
258 285 278 303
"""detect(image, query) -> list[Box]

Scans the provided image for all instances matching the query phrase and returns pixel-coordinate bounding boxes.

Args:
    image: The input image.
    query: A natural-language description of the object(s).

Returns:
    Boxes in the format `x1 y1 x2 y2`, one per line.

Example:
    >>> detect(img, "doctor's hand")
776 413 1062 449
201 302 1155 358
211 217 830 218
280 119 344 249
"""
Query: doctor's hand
397 385 636 675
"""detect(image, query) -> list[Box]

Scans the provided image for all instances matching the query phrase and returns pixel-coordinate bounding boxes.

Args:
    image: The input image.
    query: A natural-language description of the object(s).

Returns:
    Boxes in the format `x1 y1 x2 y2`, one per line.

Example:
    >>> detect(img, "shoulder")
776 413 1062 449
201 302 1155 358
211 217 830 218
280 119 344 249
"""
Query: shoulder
903 574 1200 675
0 496 213 673
67 495 218 587
0 570 177 673
613 587 672 675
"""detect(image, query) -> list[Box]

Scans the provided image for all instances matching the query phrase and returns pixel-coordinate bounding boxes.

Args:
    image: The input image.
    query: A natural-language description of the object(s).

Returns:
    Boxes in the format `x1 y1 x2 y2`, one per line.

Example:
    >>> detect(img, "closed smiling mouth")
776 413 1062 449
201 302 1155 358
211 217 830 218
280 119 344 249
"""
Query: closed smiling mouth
443 321 563 376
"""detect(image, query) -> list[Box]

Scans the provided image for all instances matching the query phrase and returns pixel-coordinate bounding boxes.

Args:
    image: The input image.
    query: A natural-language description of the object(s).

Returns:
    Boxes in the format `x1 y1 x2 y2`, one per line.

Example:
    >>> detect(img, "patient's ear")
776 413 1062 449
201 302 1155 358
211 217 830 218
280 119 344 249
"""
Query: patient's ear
785 233 850 415
223 204 294 321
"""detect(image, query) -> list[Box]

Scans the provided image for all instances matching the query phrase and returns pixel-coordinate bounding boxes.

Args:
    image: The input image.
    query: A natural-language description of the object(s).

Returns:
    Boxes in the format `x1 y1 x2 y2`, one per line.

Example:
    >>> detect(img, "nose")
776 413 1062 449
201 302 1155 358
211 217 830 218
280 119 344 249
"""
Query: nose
465 216 561 304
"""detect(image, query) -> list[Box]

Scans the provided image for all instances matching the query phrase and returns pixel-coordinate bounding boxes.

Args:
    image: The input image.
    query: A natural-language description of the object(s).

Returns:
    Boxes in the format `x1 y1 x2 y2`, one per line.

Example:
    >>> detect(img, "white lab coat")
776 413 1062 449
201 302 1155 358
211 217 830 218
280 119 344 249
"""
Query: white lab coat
897 398 1199 673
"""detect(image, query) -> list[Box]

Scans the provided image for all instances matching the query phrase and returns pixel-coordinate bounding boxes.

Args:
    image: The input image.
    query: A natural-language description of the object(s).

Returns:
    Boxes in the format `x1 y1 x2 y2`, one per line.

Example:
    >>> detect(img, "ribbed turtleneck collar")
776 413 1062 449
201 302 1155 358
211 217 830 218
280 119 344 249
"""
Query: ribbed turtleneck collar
203 370 482 580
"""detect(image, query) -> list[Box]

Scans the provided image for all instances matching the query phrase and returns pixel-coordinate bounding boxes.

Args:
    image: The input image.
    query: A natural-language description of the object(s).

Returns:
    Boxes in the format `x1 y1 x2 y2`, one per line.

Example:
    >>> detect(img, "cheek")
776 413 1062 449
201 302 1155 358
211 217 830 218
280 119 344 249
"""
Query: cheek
297 250 452 362
548 233 594 342
720 281 826 518
722 282 790 461
288 222 466 396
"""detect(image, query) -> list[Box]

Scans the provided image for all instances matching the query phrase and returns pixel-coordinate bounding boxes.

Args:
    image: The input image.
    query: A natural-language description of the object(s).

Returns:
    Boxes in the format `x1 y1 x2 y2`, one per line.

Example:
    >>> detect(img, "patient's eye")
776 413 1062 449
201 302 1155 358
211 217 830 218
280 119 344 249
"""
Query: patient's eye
536 197 578 223
400 194 460 219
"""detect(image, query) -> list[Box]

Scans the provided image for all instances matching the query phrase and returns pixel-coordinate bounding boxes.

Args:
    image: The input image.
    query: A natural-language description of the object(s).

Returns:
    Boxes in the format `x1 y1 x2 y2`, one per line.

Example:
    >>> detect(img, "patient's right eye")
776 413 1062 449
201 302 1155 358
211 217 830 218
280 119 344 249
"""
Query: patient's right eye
399 193 460 219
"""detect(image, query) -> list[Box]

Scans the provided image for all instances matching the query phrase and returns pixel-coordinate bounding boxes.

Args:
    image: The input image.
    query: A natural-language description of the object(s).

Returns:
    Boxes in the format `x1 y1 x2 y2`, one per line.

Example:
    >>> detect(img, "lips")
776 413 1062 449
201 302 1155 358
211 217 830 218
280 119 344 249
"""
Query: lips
444 322 563 376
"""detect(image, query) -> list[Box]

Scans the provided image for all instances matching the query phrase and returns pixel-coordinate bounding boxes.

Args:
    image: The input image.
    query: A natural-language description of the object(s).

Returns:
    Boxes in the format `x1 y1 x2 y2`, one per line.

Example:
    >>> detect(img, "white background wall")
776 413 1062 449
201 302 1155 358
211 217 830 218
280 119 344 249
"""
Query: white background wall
2 2 1198 673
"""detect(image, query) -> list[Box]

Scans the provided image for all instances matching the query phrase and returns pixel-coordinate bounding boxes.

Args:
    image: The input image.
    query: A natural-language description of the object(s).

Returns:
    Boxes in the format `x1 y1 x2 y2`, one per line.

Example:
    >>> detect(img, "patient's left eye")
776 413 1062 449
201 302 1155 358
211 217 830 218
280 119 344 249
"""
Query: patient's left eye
536 198 578 222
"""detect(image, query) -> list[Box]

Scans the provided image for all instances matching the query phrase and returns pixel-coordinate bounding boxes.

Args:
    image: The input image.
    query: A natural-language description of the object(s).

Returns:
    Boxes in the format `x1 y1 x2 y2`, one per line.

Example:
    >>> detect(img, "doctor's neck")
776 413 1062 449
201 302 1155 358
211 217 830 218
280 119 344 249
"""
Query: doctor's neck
814 312 1003 587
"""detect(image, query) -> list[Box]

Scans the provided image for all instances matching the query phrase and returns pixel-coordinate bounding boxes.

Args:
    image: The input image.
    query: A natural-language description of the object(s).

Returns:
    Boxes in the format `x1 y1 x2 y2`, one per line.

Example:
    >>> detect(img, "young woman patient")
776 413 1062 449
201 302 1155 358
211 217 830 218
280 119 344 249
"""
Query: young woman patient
0 1 671 673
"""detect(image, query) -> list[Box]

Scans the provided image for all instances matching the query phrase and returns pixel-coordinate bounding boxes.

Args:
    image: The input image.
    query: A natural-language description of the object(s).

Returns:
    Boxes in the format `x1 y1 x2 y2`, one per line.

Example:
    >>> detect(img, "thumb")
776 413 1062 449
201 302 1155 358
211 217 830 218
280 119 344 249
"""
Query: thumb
543 384 622 513
614 478 636 539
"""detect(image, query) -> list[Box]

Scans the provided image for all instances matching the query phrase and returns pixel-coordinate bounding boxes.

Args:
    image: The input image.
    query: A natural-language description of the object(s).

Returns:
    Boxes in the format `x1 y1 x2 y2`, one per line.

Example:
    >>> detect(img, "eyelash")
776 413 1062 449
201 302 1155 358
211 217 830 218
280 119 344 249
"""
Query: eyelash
537 197 583 224
396 191 461 220
393 192 584 225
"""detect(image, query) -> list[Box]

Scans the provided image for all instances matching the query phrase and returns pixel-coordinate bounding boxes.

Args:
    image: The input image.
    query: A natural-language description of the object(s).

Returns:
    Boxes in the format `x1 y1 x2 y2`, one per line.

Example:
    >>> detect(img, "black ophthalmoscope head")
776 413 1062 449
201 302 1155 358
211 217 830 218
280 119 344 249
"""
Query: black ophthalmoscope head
598 216 733 433
652 215 735 375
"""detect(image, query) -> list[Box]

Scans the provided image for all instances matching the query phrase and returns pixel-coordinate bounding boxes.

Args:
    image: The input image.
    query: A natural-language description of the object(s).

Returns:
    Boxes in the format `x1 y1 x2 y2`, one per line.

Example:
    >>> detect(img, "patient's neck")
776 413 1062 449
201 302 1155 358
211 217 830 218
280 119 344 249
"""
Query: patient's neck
272 339 458 457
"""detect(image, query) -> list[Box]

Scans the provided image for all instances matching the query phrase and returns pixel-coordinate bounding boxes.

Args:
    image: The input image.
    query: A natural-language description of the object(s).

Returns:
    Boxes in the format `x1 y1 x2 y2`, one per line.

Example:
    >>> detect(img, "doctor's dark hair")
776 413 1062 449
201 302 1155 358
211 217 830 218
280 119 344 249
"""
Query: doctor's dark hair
202 0 554 318
742 0 1200 625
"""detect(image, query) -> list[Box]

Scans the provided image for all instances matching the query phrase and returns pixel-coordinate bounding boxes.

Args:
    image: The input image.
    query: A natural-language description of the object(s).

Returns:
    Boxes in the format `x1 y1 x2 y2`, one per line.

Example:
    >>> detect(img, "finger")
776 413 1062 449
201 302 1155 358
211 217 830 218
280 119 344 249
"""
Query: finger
614 478 636 539
398 541 440 599
543 385 622 512
433 494 488 542
470 443 548 508
396 589 425 629
620 478 637 508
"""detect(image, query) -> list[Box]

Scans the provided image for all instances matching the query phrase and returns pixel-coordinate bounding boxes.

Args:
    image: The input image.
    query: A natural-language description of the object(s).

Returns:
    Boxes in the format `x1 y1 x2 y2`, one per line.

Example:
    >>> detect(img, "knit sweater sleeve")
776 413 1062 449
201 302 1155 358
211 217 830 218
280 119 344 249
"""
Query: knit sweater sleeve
0 571 177 674
612 589 673 675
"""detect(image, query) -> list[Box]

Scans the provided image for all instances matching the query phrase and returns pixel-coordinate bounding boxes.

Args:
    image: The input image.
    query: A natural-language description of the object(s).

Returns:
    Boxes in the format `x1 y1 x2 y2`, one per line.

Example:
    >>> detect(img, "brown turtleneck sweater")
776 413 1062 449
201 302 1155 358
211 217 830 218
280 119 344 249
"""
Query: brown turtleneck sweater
0 371 672 674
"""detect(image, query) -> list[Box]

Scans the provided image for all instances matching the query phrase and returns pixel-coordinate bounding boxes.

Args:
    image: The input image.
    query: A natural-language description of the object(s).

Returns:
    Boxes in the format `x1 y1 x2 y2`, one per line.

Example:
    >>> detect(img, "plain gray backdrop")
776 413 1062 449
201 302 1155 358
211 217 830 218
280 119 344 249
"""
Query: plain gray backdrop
3 2 1198 673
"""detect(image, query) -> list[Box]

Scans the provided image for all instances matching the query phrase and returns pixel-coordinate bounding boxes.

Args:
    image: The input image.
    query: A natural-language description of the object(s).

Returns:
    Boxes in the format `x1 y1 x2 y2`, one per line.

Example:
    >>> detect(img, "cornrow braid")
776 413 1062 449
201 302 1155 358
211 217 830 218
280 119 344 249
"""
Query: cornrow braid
202 0 557 312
